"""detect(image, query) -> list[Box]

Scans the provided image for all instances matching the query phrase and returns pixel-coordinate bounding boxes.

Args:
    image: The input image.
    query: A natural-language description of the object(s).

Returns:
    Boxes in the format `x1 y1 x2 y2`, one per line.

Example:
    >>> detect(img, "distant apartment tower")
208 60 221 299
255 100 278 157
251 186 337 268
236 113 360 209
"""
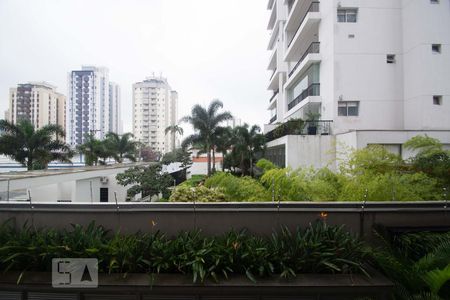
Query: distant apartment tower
109 82 122 134
132 76 178 154
8 82 66 132
67 66 121 146
265 0 450 169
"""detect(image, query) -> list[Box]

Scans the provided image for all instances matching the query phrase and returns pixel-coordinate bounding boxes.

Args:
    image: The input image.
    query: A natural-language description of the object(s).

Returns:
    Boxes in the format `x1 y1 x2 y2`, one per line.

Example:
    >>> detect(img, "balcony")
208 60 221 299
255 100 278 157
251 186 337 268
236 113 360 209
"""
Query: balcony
268 69 281 91
267 48 277 70
267 3 277 30
287 83 320 111
285 2 320 61
270 114 277 124
265 119 332 142
269 90 279 103
289 42 320 78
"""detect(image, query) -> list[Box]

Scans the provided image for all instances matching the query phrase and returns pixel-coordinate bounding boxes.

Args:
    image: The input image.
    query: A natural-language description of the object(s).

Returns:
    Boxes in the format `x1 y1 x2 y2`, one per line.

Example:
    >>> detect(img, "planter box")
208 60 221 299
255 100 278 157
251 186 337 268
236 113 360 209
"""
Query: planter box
0 271 393 300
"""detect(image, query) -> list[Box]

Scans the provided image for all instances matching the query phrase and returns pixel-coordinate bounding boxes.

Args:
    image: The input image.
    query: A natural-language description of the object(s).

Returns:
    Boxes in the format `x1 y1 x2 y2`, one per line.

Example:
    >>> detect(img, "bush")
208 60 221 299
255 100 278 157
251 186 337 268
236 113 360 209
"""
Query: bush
0 221 370 283
205 172 271 202
169 185 225 202
180 175 206 187
256 159 278 172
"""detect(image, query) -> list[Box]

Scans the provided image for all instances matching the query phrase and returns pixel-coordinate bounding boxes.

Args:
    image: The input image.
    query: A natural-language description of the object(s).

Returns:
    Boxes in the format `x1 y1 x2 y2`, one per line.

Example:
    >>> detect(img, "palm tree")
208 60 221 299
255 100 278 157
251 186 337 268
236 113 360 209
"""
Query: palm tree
0 119 73 171
105 132 138 163
214 126 234 172
181 100 233 176
77 134 105 166
232 124 266 176
165 125 184 152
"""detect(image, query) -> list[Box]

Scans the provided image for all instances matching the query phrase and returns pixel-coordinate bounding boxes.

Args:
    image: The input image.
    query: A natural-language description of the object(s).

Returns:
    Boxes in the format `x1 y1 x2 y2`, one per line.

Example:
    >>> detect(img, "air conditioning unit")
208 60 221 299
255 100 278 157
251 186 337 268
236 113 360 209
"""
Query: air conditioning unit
100 177 109 184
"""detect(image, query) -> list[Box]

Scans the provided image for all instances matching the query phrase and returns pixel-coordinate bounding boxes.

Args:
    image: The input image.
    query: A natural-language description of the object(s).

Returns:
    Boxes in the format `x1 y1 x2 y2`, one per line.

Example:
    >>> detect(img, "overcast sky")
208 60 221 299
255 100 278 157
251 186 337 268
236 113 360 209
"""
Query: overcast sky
0 0 271 134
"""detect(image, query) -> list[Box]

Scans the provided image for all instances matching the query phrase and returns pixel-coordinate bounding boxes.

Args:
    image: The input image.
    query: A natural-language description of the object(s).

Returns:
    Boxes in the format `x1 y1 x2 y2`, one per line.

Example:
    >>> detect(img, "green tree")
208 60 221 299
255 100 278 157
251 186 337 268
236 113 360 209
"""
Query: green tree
181 100 233 176
165 125 184 152
105 132 138 163
404 135 450 187
161 148 193 170
116 164 173 200
232 124 266 176
214 126 234 172
77 134 111 166
0 119 72 170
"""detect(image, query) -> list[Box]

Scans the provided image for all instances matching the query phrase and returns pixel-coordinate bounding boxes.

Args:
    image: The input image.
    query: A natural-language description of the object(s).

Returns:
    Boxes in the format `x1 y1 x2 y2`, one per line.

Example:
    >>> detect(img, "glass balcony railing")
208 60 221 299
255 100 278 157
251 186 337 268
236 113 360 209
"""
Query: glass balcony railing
287 83 320 111
289 42 320 78
269 90 279 103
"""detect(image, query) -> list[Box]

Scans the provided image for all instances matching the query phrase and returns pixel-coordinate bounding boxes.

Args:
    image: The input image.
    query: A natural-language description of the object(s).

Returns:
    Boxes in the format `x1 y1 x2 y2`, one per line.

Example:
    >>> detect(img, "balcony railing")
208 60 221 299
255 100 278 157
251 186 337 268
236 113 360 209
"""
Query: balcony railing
287 83 320 111
265 119 333 142
269 69 277 81
287 2 320 48
289 42 320 78
270 115 277 124
269 90 279 103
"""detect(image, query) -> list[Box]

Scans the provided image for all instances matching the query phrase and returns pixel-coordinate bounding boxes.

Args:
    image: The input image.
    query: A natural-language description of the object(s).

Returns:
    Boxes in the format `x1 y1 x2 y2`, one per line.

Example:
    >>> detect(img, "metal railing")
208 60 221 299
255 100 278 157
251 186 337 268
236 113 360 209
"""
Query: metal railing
270 115 277 124
287 83 320 111
265 119 332 142
269 90 279 103
289 42 320 78
287 2 320 48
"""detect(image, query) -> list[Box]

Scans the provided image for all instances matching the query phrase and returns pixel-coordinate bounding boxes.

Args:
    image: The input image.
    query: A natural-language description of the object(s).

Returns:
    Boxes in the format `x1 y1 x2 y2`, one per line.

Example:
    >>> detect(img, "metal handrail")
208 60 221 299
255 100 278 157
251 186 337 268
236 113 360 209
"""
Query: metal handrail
287 2 320 48
270 115 277 124
287 83 320 110
289 42 320 78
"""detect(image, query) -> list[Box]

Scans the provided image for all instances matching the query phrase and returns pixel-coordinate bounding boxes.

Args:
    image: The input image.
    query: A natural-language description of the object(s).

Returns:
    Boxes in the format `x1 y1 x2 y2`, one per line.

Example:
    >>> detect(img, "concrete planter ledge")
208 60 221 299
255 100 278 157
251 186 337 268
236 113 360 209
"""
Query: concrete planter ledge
0 271 393 299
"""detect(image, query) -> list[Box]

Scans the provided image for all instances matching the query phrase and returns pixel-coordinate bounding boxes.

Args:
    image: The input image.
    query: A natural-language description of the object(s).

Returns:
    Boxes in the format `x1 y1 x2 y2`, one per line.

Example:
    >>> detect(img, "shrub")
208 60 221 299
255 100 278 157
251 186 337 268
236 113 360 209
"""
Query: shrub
256 159 278 172
180 175 206 187
204 172 271 202
169 185 225 202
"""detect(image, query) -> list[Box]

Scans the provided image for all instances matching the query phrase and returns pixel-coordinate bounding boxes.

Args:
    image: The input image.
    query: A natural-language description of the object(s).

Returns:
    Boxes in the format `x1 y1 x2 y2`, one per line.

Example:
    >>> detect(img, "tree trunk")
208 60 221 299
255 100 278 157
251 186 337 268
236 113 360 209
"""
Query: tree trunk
240 153 245 176
27 157 33 171
212 147 216 174
221 151 225 172
250 156 253 177
206 143 211 176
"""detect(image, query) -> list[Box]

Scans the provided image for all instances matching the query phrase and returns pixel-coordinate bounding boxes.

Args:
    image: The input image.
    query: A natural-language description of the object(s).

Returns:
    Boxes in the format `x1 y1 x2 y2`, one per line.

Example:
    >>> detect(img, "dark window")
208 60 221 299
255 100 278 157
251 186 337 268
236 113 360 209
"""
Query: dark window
337 8 358 22
387 54 396 64
433 95 442 105
432 44 441 54
338 101 360 116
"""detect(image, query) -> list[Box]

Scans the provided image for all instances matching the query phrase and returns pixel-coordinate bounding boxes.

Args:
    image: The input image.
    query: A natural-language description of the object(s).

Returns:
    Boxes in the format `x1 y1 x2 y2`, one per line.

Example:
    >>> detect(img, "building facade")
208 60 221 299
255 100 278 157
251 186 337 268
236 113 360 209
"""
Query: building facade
132 76 178 154
8 82 66 133
67 66 121 147
265 0 450 169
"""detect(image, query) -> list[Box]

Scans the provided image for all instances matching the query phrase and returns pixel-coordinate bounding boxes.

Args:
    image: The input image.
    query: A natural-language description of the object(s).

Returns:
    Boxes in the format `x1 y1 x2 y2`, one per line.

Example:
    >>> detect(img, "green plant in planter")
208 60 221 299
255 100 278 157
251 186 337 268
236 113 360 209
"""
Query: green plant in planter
169 185 226 202
372 228 450 299
305 112 321 135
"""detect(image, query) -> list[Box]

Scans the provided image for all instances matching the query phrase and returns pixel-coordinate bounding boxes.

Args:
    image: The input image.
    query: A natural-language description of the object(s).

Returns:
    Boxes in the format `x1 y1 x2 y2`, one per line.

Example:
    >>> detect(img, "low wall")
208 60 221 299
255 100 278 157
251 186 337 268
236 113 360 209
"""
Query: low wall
0 202 449 241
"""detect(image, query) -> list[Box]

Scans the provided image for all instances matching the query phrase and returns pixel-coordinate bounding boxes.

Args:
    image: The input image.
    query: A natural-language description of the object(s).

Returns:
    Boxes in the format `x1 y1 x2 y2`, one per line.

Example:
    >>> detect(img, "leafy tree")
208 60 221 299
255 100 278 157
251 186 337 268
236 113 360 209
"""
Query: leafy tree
231 124 266 176
161 148 193 170
404 135 450 187
77 134 109 166
116 164 173 200
0 119 72 170
105 132 138 163
181 100 233 176
140 146 160 162
214 126 234 172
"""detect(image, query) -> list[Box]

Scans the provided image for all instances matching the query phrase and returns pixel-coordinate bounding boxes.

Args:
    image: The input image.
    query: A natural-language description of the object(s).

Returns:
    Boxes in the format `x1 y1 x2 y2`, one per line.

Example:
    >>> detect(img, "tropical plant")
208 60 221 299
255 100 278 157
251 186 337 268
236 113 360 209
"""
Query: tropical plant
204 172 271 202
0 220 371 284
0 119 72 170
169 185 226 202
181 100 233 176
256 158 278 173
105 132 138 163
161 148 193 170
230 124 266 176
116 164 174 200
77 134 109 166
165 125 184 152
372 228 450 299
214 126 234 172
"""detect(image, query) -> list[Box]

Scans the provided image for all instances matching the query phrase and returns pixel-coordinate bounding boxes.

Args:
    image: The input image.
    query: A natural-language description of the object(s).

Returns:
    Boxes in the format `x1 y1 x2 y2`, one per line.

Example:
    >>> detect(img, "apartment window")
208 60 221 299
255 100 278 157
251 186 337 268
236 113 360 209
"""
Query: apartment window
433 95 442 105
338 101 359 116
337 8 358 23
387 54 396 64
432 44 441 54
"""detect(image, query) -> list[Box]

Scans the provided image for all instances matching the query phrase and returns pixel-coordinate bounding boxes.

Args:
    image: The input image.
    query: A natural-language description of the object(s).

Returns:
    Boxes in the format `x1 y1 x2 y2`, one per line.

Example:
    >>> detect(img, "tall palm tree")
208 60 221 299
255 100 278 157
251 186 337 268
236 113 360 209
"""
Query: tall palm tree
181 100 233 176
214 126 234 172
232 124 266 176
165 125 184 152
105 132 138 163
0 119 73 171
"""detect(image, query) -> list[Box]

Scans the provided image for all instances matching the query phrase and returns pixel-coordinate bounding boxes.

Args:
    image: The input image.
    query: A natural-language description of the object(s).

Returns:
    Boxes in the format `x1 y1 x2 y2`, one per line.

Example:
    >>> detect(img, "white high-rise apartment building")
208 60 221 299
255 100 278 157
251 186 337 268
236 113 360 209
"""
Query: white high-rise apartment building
109 82 122 135
265 0 450 169
8 82 66 133
67 66 121 147
132 76 178 154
